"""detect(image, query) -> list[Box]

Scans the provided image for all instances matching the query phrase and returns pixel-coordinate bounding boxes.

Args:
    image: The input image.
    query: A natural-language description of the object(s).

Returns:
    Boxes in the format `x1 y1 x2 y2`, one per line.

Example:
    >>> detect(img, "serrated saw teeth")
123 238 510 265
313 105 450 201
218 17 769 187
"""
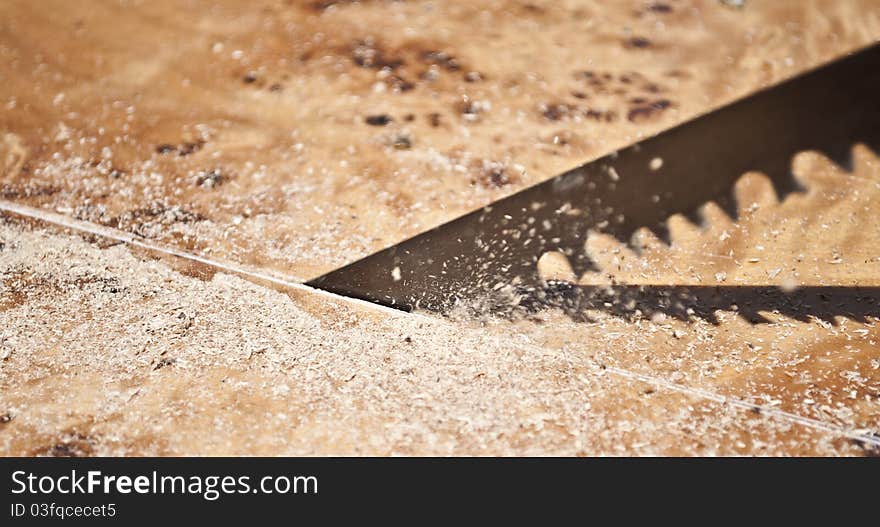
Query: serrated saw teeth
733 172 780 216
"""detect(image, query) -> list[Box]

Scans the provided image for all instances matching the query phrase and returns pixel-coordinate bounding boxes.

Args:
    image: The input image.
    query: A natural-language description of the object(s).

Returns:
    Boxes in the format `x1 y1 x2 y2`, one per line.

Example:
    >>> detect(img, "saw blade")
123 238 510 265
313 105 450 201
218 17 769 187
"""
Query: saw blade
308 43 880 315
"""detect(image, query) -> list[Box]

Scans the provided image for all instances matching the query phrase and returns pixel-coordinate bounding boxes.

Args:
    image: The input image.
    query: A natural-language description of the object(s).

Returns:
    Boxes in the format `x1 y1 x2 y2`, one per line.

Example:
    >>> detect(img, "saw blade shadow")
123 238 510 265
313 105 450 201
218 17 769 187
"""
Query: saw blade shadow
507 283 880 325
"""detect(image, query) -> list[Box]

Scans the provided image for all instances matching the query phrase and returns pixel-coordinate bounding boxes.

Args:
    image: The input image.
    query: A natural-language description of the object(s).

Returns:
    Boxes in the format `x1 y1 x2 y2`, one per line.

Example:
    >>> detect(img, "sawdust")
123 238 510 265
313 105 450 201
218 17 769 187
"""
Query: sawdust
0 216 871 455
